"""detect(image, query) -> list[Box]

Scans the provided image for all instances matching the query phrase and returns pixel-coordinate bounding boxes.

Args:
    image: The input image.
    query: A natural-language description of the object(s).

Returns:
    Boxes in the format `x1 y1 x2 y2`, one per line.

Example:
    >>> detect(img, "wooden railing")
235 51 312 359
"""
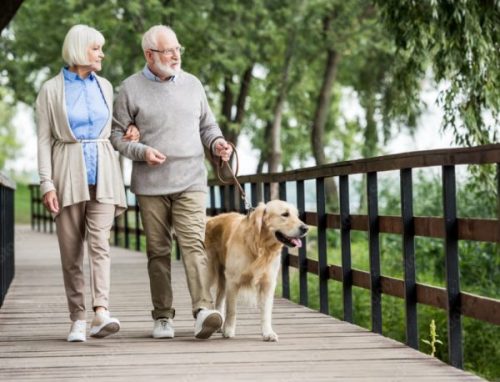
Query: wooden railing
30 144 500 369
207 144 500 370
0 173 15 308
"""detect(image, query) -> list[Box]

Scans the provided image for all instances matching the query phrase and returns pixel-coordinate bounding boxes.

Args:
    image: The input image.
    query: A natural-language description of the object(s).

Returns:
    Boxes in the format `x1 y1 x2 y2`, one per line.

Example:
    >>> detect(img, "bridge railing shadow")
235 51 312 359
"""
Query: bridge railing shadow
29 144 500 370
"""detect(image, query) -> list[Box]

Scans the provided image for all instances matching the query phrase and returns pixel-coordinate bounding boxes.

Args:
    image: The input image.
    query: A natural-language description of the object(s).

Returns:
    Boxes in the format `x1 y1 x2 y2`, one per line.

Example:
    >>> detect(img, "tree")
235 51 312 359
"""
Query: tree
0 89 19 171
375 0 499 146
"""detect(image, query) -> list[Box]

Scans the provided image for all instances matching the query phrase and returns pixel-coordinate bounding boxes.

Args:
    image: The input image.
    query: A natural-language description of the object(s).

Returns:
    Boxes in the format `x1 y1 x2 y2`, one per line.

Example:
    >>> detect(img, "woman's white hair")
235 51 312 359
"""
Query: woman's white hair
62 24 105 66
141 25 176 51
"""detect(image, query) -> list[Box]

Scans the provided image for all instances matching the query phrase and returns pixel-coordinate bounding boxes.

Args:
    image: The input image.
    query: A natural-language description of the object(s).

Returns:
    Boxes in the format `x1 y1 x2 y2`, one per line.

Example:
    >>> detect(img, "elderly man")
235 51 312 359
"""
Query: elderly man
111 25 232 339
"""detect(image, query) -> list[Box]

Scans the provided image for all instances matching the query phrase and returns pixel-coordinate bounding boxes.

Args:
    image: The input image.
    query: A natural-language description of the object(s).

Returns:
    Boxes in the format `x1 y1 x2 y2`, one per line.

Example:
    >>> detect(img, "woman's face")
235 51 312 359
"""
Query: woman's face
86 43 104 72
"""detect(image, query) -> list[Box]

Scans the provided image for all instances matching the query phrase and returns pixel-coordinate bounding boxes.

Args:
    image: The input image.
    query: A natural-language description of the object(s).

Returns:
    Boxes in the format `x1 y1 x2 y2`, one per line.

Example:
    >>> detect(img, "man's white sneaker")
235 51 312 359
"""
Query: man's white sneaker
89 311 120 338
152 318 175 339
194 309 223 339
67 320 86 342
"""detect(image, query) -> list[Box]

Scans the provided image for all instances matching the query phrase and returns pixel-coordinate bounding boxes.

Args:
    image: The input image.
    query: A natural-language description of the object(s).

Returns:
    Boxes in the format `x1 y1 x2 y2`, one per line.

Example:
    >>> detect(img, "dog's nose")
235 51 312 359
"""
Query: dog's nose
300 225 309 235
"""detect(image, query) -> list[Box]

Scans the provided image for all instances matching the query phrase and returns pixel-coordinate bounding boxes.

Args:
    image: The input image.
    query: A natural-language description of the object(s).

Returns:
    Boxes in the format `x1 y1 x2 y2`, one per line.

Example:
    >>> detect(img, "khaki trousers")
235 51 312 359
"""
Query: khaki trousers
137 191 213 320
55 189 115 321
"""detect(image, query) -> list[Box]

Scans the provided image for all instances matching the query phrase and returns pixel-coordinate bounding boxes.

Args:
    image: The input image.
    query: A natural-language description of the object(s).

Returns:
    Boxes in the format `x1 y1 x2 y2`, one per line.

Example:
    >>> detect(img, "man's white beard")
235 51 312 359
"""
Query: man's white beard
155 59 180 78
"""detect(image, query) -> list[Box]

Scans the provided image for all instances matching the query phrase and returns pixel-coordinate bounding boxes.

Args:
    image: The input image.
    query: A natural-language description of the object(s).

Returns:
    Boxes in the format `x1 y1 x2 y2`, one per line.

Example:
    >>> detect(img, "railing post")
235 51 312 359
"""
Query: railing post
36 186 41 232
251 183 259 206
29 185 34 230
297 180 308 307
135 196 141 252
339 175 353 323
229 184 236 211
219 185 227 213
367 171 382 334
239 183 246 213
0 174 15 308
401 168 418 349
442 165 463 369
316 177 329 314
210 186 217 216
264 182 271 202
279 182 290 299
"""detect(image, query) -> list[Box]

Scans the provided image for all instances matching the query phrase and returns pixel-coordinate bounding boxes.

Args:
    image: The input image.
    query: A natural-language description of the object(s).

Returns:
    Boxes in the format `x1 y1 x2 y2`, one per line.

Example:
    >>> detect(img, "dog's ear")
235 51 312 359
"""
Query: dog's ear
249 202 266 235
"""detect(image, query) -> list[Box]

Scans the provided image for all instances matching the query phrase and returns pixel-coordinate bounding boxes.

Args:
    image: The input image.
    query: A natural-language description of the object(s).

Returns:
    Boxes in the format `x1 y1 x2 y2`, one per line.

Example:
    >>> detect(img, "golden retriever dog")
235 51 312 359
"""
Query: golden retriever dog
205 200 308 342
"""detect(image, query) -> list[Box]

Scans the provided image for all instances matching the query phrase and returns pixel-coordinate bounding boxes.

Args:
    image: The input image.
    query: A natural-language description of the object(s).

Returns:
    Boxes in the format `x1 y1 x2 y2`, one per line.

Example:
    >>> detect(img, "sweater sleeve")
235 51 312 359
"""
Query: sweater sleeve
36 85 56 196
110 84 148 161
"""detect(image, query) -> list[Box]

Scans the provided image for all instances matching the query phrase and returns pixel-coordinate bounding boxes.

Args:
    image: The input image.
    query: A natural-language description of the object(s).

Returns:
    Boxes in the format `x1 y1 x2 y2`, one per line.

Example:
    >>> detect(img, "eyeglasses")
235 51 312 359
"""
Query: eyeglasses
149 46 185 57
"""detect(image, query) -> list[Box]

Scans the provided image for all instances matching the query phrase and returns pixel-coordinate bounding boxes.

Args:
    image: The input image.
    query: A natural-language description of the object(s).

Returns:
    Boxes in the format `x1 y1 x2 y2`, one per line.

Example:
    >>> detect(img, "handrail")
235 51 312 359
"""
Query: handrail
0 172 15 308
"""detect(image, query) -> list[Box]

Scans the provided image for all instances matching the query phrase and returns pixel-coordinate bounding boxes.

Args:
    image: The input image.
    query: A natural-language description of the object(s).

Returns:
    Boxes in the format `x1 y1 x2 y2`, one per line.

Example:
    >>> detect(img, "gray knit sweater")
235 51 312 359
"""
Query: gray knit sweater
111 70 223 195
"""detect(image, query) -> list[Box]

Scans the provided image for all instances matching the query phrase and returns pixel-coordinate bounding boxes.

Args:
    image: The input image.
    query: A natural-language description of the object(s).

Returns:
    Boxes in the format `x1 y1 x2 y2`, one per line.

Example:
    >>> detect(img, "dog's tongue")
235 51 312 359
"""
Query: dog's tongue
291 238 302 248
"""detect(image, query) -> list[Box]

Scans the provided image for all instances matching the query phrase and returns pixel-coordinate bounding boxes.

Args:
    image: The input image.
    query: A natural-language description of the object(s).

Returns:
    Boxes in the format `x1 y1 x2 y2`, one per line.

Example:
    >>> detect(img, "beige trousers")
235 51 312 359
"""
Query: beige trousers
137 191 213 320
55 188 115 321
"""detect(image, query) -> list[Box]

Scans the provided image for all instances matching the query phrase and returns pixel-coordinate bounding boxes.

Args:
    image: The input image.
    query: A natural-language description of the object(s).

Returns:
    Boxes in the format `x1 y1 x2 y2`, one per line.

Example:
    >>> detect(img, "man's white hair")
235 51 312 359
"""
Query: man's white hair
141 25 177 51
62 24 105 66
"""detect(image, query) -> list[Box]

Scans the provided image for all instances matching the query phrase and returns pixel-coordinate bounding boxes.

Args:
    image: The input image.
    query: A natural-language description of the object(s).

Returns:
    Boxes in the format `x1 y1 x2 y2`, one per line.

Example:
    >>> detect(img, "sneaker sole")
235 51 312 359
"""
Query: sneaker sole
67 336 86 342
195 313 223 339
90 322 120 338
152 332 175 339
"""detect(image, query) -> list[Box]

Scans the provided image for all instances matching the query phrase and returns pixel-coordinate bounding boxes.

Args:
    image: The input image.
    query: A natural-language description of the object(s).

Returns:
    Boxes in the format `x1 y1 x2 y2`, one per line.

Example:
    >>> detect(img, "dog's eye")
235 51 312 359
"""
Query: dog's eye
282 212 290 217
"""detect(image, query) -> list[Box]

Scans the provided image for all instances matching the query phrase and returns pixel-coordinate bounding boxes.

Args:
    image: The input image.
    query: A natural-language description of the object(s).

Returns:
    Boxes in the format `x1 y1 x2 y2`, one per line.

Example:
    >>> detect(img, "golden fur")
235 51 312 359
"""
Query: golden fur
205 200 308 341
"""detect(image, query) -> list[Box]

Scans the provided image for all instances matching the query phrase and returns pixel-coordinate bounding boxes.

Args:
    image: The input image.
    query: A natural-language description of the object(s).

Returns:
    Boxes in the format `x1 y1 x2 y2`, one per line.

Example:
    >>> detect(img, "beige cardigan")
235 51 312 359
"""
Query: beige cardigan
36 71 127 216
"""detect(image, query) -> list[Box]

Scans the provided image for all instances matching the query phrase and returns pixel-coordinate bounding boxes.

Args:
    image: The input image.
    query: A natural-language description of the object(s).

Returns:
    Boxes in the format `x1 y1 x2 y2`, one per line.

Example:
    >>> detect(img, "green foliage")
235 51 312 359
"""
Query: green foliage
0 90 19 171
422 319 444 357
14 182 31 224
375 0 500 146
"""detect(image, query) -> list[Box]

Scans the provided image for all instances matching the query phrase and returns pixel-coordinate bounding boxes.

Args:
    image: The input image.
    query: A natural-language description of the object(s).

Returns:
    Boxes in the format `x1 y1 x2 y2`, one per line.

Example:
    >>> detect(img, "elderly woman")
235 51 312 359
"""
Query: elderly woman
36 24 136 342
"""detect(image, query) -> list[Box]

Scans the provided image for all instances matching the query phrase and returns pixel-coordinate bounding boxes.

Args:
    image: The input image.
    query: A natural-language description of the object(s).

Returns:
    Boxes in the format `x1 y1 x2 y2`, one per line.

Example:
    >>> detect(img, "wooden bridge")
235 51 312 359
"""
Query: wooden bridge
1 144 499 380
0 225 482 381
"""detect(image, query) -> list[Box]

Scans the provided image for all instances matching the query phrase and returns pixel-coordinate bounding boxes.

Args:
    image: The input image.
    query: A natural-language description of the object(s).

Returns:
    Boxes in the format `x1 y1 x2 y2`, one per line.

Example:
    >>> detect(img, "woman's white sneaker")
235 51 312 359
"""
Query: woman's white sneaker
89 311 120 338
67 320 86 342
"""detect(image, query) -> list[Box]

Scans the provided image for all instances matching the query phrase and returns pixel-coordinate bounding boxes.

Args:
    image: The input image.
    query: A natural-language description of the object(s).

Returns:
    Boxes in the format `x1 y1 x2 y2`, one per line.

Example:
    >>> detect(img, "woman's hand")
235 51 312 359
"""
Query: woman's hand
43 190 60 214
123 124 140 142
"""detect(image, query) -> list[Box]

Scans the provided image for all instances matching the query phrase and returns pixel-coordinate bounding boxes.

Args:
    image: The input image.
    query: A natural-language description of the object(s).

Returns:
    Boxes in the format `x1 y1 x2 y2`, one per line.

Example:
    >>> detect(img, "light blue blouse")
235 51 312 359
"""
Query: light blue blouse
63 67 109 185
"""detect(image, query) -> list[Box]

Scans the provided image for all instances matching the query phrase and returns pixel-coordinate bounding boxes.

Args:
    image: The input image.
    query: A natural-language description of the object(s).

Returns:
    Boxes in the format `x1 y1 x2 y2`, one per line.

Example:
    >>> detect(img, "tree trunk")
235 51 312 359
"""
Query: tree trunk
359 95 377 212
208 67 253 182
311 47 341 209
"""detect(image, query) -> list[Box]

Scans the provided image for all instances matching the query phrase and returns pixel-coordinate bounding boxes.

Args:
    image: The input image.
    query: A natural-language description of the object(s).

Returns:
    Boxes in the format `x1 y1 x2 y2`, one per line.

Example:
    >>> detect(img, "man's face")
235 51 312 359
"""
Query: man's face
146 31 182 79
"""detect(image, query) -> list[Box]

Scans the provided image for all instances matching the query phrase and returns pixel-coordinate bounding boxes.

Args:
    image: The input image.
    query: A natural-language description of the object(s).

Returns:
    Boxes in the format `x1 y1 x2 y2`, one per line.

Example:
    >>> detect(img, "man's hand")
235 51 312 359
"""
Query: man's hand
43 190 59 214
123 124 140 142
144 147 167 166
214 139 233 162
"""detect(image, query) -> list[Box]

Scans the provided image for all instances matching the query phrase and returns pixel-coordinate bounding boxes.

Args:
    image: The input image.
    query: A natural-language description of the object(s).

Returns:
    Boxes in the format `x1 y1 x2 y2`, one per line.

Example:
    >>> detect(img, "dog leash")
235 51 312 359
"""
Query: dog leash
215 142 253 211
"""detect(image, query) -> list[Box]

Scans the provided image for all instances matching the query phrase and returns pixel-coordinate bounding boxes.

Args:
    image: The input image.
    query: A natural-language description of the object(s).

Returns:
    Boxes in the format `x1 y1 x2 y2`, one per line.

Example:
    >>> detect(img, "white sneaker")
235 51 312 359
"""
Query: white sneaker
152 318 175 339
89 311 120 338
194 309 223 339
67 320 86 342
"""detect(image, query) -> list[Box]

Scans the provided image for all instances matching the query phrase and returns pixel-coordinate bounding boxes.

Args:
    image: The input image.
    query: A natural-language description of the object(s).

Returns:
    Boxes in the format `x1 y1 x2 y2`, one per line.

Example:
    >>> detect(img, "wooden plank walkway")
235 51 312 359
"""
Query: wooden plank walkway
0 226 483 381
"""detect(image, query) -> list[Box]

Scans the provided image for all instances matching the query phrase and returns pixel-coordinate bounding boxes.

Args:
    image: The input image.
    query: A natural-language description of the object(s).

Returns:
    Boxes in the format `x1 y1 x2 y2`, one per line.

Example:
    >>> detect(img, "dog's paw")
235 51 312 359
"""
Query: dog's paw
262 331 278 342
222 326 235 338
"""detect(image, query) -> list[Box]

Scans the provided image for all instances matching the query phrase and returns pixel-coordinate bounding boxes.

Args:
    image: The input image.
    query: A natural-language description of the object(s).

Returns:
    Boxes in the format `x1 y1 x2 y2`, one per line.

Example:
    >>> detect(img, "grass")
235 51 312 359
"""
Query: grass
14 183 31 224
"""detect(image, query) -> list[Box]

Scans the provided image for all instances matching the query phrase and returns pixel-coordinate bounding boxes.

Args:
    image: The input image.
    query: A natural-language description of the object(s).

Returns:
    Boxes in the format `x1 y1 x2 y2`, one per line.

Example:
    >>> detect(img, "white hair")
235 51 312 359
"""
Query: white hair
141 25 176 51
62 24 105 66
